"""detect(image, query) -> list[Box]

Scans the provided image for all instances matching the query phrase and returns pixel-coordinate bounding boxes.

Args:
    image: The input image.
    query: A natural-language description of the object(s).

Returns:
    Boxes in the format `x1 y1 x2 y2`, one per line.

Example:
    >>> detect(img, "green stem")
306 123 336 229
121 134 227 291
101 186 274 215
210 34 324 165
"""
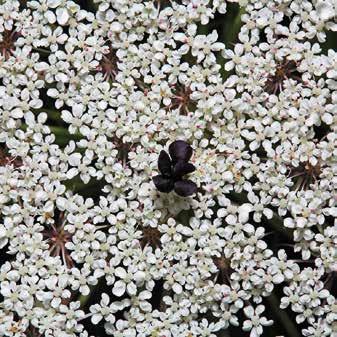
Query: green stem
220 4 245 77
266 293 301 337
49 126 82 146
198 23 209 36
33 108 60 121
228 191 293 240
79 292 92 307
32 47 51 54
224 6 245 46
320 30 337 54
268 213 293 241
317 223 324 234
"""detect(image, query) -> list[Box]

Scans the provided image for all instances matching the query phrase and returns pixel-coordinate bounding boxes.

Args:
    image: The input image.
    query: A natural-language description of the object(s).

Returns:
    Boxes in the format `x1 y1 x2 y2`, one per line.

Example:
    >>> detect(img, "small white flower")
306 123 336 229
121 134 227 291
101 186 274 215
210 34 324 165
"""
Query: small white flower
243 305 273 337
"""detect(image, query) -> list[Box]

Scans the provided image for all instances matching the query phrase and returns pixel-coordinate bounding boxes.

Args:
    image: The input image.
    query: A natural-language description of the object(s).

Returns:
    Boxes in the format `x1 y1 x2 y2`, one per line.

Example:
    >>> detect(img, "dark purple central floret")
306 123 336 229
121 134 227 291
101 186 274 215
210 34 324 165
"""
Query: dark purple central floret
153 140 197 197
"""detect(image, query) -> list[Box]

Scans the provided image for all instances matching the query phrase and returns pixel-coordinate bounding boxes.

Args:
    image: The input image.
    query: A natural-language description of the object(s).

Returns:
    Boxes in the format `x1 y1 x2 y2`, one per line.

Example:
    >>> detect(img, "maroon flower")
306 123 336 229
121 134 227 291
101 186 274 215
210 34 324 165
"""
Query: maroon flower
153 140 197 197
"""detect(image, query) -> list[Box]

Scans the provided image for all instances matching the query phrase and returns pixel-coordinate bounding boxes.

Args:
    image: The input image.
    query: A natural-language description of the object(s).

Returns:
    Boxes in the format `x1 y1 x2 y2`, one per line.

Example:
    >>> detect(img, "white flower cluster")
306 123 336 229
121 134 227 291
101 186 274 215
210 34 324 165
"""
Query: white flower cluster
0 0 336 336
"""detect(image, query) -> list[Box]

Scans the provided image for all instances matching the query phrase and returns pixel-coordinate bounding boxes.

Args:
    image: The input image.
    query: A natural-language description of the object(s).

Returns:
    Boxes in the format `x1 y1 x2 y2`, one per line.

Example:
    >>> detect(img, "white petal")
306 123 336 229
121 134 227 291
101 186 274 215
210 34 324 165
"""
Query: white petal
127 282 137 296
45 10 56 24
91 313 103 325
250 327 260 337
256 305 265 315
114 267 126 279
35 62 49 72
56 8 70 25
80 285 90 296
47 0 62 8
242 320 252 331
12 108 23 119
238 204 253 223
55 72 69 82
133 271 146 284
110 22 123 32
61 110 73 123
101 293 110 306
263 209 273 219
244 306 254 318
225 214 237 225
172 283 183 294
0 225 7 237
284 218 294 228
316 1 334 20
224 61 234 71
112 280 126 297
66 168 78 179
68 153 81 166
72 104 84 116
